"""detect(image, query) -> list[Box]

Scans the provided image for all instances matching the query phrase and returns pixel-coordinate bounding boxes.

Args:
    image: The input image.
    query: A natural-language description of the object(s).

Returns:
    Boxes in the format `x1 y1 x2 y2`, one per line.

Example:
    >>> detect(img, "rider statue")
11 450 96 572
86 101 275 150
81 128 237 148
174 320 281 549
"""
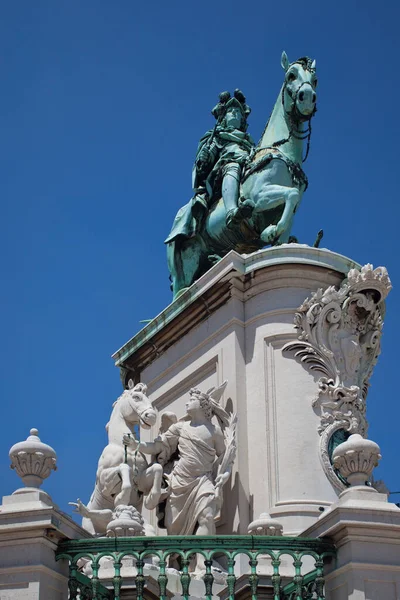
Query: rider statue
165 89 255 244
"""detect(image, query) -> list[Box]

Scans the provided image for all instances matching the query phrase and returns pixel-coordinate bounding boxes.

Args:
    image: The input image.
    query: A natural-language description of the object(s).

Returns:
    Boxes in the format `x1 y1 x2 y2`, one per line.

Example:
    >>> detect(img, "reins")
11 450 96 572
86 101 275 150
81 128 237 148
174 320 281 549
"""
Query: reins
270 80 316 163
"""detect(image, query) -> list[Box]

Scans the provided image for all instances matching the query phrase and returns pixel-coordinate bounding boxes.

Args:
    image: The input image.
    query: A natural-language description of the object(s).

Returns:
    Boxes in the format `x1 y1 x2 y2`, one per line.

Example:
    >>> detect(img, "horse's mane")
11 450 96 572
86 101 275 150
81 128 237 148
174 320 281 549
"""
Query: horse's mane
293 56 315 71
256 56 315 149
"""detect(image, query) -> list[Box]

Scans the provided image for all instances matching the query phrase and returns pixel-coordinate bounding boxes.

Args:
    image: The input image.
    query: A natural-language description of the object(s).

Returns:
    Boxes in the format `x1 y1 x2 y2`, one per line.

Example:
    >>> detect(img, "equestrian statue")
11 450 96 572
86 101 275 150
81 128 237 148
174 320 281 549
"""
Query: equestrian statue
165 51 317 299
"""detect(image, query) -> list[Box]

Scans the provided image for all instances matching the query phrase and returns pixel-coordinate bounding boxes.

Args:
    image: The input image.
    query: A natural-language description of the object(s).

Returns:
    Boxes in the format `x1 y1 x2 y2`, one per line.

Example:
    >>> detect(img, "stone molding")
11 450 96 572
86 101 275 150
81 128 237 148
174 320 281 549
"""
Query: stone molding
301 487 400 598
283 264 391 491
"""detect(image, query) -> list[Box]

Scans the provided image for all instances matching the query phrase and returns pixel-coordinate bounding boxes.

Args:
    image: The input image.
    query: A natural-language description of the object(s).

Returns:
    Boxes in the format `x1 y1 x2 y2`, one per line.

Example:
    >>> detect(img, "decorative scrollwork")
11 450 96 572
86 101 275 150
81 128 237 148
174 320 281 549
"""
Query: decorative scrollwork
283 264 391 490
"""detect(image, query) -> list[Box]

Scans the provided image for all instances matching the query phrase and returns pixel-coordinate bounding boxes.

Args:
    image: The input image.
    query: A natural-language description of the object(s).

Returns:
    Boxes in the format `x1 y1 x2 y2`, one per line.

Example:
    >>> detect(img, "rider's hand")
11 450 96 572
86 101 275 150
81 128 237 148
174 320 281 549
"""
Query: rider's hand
122 433 139 448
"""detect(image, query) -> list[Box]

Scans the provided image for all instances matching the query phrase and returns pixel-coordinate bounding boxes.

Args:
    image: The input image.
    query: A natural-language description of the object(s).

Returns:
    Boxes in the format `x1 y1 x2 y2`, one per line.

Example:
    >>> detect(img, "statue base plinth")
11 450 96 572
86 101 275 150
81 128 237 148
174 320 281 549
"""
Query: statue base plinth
113 245 360 535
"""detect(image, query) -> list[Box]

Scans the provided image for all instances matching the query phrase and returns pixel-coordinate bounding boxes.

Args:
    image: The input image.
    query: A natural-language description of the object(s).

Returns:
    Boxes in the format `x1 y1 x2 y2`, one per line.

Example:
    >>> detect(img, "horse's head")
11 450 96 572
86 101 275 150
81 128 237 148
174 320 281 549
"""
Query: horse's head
118 380 157 430
280 51 317 121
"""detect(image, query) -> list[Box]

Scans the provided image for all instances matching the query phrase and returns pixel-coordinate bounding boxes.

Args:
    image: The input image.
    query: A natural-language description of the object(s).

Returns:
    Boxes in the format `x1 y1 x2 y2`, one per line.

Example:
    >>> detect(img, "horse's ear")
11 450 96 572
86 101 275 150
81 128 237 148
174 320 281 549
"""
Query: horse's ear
127 379 135 389
281 51 289 72
311 58 316 71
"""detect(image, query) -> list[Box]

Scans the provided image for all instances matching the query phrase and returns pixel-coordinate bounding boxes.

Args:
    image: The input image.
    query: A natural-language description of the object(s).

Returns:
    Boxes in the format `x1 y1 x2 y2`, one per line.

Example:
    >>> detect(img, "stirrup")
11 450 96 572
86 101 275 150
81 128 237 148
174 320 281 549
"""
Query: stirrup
225 209 239 229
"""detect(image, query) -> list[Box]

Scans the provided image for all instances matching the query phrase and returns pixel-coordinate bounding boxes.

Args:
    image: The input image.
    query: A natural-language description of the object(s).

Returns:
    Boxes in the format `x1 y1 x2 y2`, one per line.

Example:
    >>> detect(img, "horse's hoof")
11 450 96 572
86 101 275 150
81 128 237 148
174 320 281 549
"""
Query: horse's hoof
208 254 222 266
260 225 278 245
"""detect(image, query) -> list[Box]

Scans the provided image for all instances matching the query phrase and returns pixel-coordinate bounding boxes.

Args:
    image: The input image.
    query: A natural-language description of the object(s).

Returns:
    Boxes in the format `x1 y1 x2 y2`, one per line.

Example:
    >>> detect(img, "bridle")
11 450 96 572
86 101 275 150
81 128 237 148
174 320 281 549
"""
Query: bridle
272 71 317 162
128 393 154 426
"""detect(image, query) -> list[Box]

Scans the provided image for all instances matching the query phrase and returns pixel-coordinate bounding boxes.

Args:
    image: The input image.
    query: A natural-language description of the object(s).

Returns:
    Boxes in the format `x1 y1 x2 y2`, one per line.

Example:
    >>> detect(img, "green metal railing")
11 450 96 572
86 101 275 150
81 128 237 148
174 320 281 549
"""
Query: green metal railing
56 535 335 599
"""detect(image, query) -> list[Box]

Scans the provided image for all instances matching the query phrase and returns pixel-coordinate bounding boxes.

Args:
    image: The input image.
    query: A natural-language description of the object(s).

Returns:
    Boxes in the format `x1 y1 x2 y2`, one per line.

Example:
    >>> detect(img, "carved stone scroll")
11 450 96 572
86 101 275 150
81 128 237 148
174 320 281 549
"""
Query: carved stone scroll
283 264 391 491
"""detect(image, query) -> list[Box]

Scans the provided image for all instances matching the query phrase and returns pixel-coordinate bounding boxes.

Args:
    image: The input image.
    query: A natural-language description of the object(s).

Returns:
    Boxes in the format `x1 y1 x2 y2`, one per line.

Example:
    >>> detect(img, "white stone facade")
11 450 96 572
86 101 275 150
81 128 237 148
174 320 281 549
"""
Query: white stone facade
1 246 397 599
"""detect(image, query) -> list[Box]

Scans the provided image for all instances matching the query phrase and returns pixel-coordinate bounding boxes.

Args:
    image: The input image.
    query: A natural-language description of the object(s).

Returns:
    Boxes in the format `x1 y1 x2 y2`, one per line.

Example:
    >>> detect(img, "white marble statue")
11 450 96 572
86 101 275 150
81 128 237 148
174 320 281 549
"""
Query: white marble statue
123 381 237 538
70 380 163 535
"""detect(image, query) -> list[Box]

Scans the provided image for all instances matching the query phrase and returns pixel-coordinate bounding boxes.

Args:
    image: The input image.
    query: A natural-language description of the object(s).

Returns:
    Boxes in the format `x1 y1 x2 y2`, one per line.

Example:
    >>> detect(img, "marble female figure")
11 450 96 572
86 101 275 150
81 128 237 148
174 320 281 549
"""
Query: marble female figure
123 384 236 537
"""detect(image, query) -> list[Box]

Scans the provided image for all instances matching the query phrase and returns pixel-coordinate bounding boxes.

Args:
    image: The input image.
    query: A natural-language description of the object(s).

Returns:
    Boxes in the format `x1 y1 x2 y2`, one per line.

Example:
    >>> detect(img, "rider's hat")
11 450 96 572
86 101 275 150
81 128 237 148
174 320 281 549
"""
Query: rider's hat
211 89 251 121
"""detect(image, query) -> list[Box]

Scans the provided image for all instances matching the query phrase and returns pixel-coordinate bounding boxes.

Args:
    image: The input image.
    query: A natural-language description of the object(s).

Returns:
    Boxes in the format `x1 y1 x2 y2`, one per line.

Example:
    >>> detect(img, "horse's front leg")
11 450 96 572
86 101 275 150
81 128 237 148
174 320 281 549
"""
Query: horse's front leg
254 184 299 244
137 463 164 510
114 463 133 506
274 188 300 240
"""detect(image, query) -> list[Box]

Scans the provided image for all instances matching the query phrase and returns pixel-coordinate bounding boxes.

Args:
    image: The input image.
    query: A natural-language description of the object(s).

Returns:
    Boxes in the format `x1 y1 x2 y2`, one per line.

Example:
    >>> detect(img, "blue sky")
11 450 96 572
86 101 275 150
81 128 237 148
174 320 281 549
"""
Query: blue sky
1 1 400 513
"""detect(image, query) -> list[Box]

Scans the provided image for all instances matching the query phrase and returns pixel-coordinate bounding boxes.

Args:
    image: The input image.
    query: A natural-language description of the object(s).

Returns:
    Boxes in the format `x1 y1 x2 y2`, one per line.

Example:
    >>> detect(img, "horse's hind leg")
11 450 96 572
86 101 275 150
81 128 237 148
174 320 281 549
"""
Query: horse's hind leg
275 188 299 238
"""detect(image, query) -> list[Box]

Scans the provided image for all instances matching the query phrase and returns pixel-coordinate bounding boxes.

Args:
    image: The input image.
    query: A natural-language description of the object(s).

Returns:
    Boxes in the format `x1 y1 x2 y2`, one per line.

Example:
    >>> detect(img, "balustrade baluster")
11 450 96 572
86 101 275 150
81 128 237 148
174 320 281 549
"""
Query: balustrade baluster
227 557 236 600
248 557 259 600
271 556 281 600
135 558 145 600
81 583 92 599
314 557 325 600
91 562 100 599
113 560 122 600
180 558 191 600
158 559 168 600
293 556 303 600
203 558 214 600
68 564 79 600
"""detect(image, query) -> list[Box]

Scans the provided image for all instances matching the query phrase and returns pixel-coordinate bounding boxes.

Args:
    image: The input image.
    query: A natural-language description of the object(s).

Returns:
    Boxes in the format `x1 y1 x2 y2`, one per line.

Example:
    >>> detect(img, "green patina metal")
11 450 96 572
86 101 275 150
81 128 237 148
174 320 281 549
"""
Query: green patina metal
57 534 335 599
328 428 351 486
165 52 318 299
70 568 111 599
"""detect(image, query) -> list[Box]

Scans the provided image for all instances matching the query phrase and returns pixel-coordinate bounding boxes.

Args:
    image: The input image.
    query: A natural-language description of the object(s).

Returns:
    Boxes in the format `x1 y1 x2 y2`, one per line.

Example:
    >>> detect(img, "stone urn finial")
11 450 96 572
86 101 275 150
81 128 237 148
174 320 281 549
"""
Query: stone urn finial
332 433 381 487
9 428 57 494
248 512 283 536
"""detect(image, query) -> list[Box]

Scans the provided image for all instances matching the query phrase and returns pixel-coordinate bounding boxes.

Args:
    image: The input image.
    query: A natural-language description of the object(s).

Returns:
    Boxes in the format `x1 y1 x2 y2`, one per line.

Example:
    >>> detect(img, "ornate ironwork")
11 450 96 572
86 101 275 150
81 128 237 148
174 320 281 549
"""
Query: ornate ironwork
56 534 335 599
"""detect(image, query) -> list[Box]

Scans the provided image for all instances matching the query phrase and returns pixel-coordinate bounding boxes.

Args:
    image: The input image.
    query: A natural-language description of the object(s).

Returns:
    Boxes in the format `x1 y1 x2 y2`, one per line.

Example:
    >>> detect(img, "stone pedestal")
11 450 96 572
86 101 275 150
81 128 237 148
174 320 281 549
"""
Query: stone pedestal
1 428 91 599
0 491 91 600
113 245 361 535
302 487 400 599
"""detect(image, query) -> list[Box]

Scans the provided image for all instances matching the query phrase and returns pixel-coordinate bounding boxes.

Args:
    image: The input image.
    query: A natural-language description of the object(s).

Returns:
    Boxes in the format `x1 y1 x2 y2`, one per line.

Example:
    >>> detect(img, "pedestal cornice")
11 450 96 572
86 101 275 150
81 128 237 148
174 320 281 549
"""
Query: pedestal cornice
112 245 359 377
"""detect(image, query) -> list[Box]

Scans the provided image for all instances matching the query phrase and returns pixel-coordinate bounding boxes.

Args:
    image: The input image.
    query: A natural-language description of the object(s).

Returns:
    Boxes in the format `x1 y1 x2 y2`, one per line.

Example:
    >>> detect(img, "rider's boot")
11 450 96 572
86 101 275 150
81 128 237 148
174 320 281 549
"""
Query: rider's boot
226 198 254 228
222 163 254 228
